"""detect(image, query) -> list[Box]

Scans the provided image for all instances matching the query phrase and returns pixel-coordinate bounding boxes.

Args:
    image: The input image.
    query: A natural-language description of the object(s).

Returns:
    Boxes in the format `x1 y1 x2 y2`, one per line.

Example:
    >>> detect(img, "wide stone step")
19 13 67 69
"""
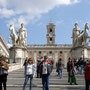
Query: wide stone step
7 84 85 88
7 69 85 89
7 77 85 86
7 87 85 90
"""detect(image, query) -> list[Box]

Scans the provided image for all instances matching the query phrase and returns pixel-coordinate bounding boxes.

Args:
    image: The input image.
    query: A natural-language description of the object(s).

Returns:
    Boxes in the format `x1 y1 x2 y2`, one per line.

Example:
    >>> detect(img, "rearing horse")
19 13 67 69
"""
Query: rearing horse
8 25 18 45
78 23 90 45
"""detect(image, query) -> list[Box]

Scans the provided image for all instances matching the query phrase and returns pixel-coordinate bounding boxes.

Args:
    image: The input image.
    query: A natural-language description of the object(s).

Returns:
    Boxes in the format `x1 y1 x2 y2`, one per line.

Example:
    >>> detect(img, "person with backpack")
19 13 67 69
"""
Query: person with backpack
0 58 9 90
37 57 42 78
56 62 59 76
84 60 90 90
50 59 54 73
57 58 64 79
67 57 78 85
77 58 84 74
40 56 51 90
74 59 78 74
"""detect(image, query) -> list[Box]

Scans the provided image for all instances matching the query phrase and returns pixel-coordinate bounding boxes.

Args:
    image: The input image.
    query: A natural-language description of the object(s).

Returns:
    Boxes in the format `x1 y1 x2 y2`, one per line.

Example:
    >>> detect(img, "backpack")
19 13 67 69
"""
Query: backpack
47 64 52 74
58 61 63 70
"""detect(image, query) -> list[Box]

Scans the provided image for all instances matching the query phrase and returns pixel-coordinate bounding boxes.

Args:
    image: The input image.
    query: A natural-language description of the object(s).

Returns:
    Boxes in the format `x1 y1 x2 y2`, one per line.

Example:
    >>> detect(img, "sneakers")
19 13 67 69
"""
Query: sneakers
75 83 78 85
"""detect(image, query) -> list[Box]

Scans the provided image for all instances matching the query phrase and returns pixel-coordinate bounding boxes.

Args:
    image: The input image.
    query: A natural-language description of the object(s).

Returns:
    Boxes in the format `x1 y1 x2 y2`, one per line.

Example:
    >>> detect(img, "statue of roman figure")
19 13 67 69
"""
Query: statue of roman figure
72 23 82 47
17 23 27 47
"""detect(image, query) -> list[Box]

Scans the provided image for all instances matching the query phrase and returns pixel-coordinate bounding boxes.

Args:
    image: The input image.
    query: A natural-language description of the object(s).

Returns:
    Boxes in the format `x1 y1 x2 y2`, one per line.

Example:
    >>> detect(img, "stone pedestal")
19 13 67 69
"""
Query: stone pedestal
71 45 89 60
9 45 27 67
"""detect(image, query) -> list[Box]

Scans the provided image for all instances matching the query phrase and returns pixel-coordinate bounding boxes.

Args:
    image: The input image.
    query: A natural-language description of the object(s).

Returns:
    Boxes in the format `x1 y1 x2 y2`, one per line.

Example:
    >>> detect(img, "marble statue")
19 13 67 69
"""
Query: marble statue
72 23 82 47
8 25 18 46
17 23 27 47
8 23 27 47
78 23 90 45
72 23 90 47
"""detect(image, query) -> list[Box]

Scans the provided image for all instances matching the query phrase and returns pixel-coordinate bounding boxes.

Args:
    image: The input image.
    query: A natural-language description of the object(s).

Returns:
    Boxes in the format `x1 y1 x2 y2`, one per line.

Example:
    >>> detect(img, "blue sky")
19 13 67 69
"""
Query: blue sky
0 0 90 45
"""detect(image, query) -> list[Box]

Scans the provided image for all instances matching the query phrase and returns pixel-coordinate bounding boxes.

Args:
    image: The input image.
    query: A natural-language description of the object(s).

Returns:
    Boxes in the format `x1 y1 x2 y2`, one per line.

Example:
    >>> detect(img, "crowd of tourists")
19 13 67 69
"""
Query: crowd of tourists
73 58 88 75
0 56 90 90
56 57 90 90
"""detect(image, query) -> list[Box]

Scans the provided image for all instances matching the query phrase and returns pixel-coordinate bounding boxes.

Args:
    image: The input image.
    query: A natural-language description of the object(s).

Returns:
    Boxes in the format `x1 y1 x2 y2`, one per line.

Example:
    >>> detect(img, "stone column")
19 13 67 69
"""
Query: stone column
44 52 47 56
34 51 37 77
55 51 58 68
64 51 67 68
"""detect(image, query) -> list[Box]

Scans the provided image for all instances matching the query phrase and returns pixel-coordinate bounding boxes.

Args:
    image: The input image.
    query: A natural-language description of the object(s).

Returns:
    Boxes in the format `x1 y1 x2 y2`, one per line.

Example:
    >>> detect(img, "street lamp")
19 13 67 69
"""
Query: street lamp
82 45 84 61
13 46 16 63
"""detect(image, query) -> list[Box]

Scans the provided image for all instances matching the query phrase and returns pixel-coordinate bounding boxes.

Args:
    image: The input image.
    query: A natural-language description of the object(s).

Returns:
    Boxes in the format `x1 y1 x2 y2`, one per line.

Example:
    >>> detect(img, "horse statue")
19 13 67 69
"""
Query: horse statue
78 23 90 46
8 25 18 46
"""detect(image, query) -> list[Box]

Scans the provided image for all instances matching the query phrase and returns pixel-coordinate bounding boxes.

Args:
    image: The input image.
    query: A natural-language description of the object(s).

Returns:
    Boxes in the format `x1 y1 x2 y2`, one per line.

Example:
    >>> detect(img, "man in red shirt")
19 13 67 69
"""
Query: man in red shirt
84 60 90 90
40 56 51 90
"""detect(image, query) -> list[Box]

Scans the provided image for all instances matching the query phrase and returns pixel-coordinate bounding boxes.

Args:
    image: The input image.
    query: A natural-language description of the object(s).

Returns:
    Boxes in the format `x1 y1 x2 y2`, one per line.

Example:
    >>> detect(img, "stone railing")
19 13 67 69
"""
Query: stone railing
8 63 23 72
8 63 37 77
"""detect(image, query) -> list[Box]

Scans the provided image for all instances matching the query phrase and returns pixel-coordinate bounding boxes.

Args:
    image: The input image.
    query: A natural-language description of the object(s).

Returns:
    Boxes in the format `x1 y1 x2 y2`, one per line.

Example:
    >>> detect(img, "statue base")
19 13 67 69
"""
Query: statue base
9 45 27 65
71 45 90 60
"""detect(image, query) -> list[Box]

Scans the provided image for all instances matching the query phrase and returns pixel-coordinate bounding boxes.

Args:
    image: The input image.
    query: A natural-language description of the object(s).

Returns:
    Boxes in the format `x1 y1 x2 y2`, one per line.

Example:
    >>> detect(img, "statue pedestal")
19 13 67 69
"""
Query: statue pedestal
9 45 27 67
71 45 89 60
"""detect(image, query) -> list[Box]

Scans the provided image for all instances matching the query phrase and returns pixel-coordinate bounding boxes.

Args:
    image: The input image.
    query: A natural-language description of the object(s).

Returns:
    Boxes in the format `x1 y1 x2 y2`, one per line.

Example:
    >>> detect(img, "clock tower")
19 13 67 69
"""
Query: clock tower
47 21 55 45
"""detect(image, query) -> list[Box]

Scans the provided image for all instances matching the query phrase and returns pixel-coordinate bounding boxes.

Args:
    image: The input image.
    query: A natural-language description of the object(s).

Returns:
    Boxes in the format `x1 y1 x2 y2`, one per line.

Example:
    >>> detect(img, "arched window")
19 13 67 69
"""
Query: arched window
50 29 52 32
60 51 63 54
38 51 42 54
49 51 52 54
50 38 52 41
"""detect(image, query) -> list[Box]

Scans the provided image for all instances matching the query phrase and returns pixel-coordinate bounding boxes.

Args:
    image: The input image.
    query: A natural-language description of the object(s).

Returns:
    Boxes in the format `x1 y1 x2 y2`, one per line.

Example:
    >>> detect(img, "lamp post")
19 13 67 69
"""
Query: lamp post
13 46 16 63
82 45 84 61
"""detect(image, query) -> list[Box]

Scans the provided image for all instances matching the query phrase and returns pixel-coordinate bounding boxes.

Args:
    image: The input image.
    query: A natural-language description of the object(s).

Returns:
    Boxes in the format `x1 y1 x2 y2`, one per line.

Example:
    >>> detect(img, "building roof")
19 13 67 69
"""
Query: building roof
27 44 72 49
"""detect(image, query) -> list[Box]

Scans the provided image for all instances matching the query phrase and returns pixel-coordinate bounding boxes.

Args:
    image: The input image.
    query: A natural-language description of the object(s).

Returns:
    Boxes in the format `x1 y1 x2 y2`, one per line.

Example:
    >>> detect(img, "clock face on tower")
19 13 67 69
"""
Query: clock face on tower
49 33 53 37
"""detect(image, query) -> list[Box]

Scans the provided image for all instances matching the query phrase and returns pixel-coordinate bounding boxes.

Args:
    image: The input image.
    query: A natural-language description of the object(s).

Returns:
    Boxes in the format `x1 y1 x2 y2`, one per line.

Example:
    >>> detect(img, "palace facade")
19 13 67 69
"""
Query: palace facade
27 22 72 67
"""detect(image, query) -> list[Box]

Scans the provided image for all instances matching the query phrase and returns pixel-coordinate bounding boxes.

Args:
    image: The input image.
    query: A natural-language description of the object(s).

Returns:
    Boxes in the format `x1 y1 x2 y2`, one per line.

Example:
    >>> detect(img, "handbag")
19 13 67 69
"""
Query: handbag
0 68 3 75
2 68 8 75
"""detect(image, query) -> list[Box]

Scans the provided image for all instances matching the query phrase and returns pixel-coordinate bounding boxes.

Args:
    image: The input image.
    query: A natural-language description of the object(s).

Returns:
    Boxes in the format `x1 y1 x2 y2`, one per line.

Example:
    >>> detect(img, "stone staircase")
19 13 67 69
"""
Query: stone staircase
7 69 85 90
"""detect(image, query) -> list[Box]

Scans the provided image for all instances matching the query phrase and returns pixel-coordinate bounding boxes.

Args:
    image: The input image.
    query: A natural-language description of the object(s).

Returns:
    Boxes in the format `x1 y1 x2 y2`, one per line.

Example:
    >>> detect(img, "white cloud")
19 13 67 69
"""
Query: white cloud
7 17 27 28
0 8 14 18
0 0 7 7
73 0 80 3
0 0 80 27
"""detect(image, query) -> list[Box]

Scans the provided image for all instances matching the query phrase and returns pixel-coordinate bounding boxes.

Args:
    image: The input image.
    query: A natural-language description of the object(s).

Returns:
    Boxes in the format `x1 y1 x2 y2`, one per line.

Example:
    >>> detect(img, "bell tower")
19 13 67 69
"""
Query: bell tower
47 21 55 45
